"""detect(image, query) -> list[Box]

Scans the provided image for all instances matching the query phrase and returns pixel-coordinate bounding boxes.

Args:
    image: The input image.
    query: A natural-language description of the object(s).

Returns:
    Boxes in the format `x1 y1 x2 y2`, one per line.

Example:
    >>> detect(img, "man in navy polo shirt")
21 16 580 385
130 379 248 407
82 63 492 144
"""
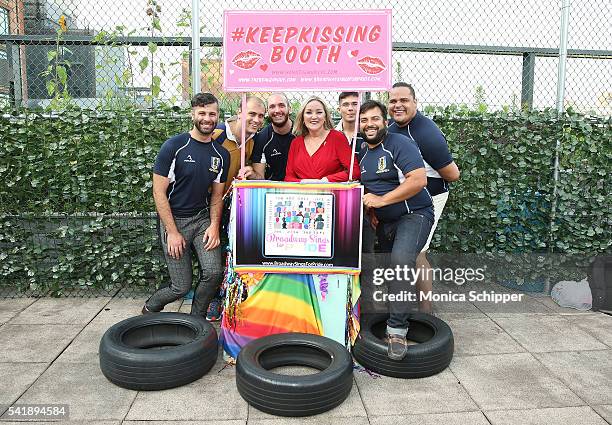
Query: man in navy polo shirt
143 92 230 317
241 93 295 181
359 99 434 360
388 82 460 314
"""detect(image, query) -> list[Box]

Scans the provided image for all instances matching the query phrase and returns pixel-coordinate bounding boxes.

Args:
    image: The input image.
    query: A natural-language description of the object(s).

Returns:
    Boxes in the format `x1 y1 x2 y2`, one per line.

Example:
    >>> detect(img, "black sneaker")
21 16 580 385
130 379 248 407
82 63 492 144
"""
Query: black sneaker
141 305 153 315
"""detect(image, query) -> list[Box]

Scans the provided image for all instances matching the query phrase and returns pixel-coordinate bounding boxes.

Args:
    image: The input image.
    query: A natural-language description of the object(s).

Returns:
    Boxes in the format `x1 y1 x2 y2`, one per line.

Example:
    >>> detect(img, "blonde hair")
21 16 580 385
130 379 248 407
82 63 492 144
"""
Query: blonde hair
292 97 334 137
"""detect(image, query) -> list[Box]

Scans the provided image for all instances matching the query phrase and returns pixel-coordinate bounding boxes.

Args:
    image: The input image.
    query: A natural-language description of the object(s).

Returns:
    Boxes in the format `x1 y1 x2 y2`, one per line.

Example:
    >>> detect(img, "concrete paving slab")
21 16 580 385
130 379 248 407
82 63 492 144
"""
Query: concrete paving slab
60 313 221 366
449 353 584 410
484 406 608 425
432 298 486 316
248 418 369 425
125 370 247 421
492 315 608 353
474 294 557 317
90 299 144 324
446 317 525 356
0 362 48 405
354 369 478 416
55 320 110 364
369 411 490 425
436 312 490 321
248 376 366 419
0 419 119 425
533 296 595 315
90 298 182 325
0 299 36 325
125 422 244 425
0 324 82 363
15 361 136 420
565 313 612 347
9 298 111 325
592 405 612 422
210 348 236 377
535 350 612 405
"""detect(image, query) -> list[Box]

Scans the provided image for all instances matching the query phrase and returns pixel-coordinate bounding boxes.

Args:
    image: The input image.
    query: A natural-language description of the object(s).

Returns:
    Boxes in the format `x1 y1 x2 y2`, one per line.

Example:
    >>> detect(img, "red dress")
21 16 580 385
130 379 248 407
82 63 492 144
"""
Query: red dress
284 129 361 182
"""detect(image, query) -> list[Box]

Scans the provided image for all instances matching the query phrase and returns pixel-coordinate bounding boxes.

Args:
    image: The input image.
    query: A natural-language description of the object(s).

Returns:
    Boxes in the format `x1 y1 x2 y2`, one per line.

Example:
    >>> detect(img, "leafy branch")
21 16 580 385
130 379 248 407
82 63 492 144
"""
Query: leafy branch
40 15 72 110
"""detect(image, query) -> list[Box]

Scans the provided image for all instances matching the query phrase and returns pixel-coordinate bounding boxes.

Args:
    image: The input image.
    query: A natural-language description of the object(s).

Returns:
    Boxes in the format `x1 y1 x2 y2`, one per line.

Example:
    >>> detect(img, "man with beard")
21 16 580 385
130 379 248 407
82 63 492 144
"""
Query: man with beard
143 92 230 317
387 82 460 314
358 99 433 360
213 96 265 193
241 93 295 181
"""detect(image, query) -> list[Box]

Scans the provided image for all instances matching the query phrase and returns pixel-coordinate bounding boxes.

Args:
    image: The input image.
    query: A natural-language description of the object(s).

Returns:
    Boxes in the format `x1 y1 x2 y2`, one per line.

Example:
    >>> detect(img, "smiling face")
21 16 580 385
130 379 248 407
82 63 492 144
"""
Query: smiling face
303 100 327 134
243 99 266 136
359 105 388 146
267 94 290 128
388 86 417 126
338 95 359 124
191 103 219 137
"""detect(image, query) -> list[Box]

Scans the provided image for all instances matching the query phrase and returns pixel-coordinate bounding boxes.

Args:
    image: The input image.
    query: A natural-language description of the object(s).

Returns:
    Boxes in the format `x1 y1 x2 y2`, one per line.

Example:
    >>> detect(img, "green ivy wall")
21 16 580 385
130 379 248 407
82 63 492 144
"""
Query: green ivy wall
0 109 610 295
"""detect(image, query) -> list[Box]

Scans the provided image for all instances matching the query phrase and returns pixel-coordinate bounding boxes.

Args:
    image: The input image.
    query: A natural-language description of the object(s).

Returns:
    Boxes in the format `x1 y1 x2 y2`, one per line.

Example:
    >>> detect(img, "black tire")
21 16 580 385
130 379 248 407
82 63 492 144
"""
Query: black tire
352 313 453 378
99 312 218 390
236 333 354 417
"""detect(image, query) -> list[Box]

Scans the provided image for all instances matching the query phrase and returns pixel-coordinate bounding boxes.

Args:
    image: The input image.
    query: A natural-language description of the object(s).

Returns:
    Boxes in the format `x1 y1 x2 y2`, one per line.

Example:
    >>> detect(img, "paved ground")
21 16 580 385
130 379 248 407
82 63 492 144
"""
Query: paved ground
0 282 611 425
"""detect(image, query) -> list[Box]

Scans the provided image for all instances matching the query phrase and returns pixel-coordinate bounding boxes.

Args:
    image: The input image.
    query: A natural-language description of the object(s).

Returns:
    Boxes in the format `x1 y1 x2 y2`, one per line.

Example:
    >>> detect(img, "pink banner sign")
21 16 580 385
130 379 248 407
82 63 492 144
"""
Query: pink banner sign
223 10 392 92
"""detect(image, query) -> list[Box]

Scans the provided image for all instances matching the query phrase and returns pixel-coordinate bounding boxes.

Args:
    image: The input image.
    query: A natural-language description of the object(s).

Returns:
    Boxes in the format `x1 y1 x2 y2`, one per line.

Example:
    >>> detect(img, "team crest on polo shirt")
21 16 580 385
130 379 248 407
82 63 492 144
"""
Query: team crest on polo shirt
209 157 220 173
376 156 389 173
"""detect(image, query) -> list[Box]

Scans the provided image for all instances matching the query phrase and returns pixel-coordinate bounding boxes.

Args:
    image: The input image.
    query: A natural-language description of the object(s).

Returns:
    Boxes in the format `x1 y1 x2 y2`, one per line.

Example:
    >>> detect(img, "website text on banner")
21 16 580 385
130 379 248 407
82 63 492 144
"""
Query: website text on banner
223 10 392 92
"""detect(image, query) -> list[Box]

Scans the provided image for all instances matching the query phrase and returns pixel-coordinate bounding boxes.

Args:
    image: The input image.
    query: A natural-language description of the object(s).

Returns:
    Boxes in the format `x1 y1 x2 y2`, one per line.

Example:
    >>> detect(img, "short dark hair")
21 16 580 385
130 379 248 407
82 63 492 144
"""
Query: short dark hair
191 92 218 108
360 100 387 119
391 82 416 99
339 92 359 103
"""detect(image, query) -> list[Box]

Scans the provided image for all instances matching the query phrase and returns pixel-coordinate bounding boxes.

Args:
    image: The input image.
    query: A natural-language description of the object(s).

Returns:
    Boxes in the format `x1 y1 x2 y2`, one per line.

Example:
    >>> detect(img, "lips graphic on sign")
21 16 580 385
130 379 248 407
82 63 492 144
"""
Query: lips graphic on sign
232 50 262 70
357 56 386 75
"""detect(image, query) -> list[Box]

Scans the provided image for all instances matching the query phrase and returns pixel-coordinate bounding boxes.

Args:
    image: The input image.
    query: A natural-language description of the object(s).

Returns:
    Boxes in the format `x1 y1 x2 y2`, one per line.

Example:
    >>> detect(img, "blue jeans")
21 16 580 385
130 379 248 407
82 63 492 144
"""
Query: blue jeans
363 212 433 336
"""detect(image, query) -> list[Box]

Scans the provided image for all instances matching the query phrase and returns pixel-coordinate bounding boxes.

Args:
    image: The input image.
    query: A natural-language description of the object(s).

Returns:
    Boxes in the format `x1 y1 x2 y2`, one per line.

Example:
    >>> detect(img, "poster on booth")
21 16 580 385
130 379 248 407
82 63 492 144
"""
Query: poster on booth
223 10 392 91
264 192 334 258
232 181 363 274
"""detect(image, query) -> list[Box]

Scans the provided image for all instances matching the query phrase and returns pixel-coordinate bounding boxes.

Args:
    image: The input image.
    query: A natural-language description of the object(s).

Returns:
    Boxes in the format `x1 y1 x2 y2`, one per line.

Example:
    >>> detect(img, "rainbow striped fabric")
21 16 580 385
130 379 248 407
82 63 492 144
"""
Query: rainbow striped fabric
221 272 357 359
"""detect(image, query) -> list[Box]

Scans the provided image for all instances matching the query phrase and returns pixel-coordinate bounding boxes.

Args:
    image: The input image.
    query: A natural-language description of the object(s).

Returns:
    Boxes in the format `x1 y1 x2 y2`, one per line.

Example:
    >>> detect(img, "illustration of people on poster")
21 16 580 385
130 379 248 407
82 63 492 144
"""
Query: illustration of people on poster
265 193 334 258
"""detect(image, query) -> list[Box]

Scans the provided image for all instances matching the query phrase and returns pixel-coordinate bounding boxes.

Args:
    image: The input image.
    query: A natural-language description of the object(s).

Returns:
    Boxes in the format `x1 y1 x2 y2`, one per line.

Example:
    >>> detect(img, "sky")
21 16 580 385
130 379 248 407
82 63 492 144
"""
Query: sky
39 0 612 114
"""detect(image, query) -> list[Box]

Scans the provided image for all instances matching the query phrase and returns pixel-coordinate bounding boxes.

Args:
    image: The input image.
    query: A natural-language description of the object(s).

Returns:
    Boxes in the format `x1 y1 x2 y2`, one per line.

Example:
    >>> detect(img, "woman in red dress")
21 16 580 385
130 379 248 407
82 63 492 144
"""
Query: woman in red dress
284 97 360 182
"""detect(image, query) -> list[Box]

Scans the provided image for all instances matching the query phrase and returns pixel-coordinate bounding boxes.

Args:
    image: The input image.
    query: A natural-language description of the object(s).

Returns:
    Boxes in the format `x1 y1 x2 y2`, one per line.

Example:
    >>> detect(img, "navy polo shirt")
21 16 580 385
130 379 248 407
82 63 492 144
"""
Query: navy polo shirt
388 111 454 196
153 133 230 218
358 132 434 222
251 124 295 181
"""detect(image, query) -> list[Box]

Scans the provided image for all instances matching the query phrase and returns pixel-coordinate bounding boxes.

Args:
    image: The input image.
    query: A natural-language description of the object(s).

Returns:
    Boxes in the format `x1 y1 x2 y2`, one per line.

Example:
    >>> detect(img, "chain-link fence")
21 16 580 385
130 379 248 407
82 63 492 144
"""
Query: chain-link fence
0 0 610 298
0 0 610 114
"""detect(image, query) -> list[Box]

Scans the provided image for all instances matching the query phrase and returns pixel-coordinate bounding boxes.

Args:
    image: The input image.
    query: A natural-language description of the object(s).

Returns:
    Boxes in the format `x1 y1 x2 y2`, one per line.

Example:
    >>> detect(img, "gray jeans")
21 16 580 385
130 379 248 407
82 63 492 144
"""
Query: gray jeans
146 211 224 316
